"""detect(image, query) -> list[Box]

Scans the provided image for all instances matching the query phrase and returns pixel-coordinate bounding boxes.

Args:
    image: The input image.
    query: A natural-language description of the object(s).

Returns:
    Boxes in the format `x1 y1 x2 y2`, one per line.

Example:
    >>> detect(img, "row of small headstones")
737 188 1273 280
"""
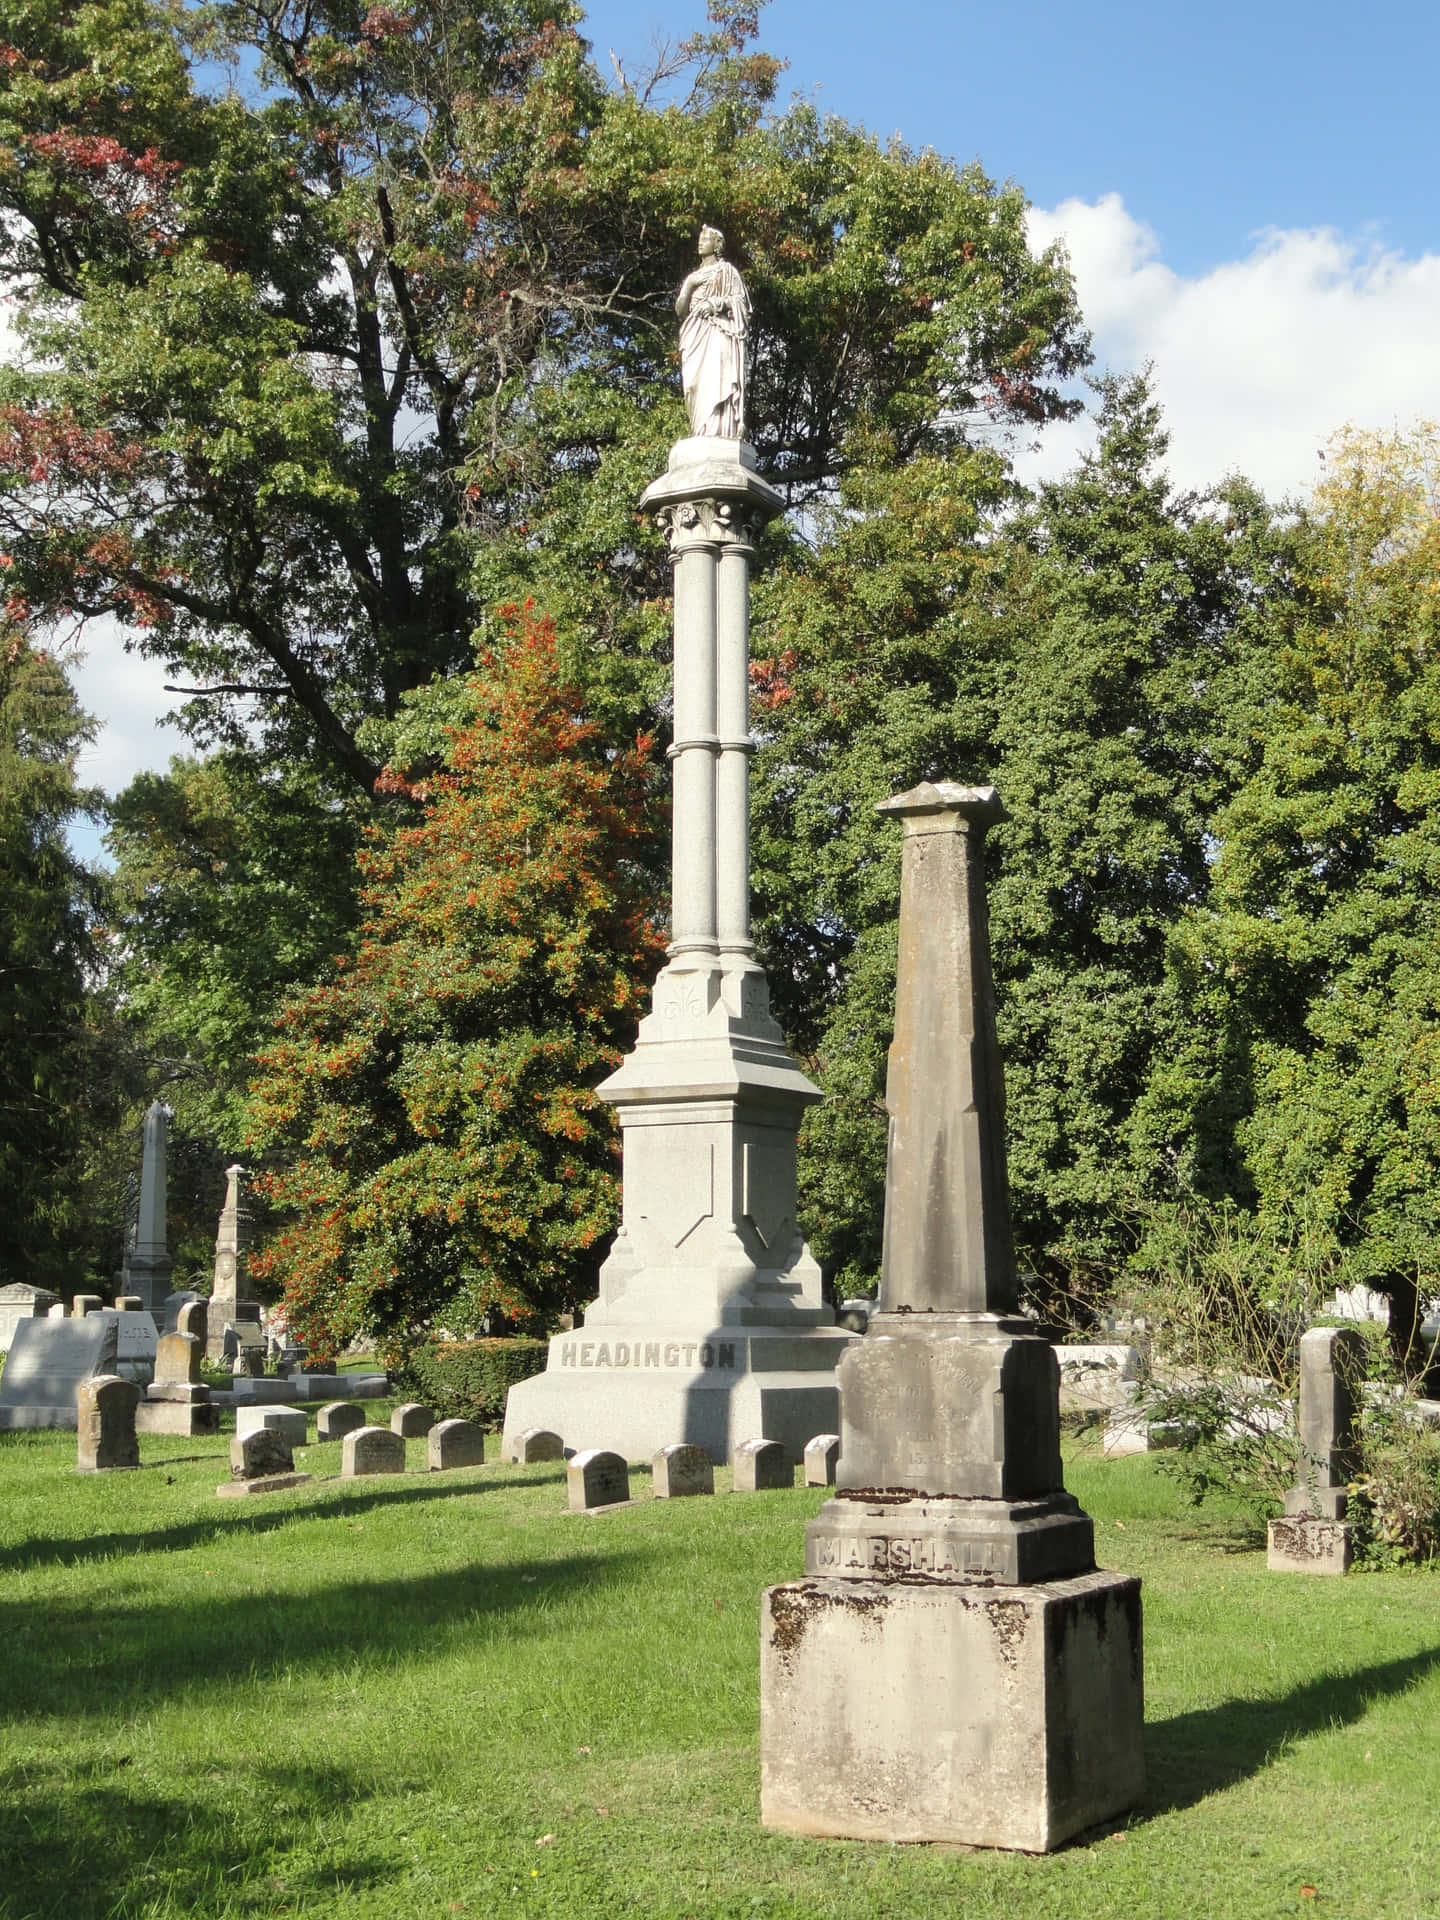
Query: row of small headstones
559 1434 840 1510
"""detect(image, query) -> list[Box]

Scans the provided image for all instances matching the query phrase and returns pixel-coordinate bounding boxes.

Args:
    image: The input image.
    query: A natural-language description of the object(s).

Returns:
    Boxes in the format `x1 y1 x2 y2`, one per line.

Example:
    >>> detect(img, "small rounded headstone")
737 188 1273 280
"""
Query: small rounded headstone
508 1427 564 1464
231 1428 294 1480
76 1374 140 1472
733 1437 792 1492
317 1401 367 1444
342 1425 406 1477
653 1442 714 1498
154 1330 202 1387
803 1433 841 1486
390 1402 435 1439
428 1418 486 1471
567 1448 630 1511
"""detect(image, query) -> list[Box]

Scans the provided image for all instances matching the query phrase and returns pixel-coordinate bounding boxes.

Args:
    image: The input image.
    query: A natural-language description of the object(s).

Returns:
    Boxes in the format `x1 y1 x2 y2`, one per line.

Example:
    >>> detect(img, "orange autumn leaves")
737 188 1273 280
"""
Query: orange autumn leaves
245 607 667 1358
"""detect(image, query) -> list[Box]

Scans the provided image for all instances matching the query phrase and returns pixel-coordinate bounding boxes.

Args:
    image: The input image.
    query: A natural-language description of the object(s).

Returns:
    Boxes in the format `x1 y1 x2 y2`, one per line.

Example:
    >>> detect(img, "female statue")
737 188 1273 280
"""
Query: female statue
676 226 750 440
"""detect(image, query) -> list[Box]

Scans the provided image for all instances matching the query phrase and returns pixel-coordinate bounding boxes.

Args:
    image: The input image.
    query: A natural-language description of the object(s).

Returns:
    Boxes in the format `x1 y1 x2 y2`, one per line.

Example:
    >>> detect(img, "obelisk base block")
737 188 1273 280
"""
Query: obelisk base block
760 1568 1144 1851
806 1492 1095 1586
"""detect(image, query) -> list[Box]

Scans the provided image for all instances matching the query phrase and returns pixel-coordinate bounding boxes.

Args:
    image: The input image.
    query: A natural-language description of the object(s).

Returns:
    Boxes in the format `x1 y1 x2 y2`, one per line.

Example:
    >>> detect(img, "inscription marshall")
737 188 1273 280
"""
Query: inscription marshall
559 1339 740 1372
813 1533 1005 1578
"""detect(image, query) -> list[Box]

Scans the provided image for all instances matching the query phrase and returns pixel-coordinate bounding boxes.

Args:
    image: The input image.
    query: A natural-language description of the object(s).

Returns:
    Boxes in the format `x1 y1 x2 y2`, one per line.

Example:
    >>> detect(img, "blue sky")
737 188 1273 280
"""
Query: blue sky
586 0 1440 276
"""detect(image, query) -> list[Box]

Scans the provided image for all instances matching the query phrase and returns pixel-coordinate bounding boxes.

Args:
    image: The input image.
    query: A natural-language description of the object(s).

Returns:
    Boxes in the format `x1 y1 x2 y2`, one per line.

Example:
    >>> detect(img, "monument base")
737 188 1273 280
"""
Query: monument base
805 1491 1095 1586
760 1568 1143 1852
1267 1515 1353 1575
502 1326 851 1465
136 1400 220 1437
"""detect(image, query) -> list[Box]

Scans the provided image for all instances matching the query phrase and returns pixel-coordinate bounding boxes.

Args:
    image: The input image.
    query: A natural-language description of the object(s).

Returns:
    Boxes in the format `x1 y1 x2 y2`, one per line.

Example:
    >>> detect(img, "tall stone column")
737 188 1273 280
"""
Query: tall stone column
127 1101 173 1318
501 438 854 1465
760 782 1144 1852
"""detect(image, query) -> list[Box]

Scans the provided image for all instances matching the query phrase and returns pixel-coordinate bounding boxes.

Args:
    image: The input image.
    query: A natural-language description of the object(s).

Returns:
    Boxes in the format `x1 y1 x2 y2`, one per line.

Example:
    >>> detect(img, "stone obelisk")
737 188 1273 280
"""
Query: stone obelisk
503 231 854 1464
126 1101 174 1318
760 783 1144 1852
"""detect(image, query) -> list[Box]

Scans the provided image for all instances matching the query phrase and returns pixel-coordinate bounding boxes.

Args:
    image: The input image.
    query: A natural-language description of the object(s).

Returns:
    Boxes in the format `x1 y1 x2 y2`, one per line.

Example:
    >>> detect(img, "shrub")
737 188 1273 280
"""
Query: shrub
395 1338 549 1430
1350 1398 1440 1570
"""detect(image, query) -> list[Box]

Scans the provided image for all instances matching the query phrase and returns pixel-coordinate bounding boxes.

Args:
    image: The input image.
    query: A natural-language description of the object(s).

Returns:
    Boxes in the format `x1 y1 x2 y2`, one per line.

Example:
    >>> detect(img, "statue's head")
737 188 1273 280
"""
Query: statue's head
698 225 724 258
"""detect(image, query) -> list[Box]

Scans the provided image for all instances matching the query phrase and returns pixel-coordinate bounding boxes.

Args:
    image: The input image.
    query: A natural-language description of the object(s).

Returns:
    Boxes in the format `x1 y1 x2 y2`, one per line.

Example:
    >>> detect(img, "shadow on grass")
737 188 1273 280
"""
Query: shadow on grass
1145 1644 1440 1815
0 1534 654 1725
0 1465 568 1576
0 1758 395 1920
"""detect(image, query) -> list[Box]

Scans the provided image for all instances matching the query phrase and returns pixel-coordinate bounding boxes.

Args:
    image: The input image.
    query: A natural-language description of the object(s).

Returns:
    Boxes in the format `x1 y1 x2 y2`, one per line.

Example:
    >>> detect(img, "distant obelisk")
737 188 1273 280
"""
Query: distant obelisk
126 1101 173 1318
502 230 854 1464
760 783 1144 1851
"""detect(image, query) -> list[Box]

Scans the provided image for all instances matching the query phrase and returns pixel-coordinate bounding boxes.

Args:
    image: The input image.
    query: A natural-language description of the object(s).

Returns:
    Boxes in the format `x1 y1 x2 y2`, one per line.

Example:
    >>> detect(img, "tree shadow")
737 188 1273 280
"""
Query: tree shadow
1144 1645 1440 1816
0 1539 655 1726
0 1463 568 1576
0 1758 395 1920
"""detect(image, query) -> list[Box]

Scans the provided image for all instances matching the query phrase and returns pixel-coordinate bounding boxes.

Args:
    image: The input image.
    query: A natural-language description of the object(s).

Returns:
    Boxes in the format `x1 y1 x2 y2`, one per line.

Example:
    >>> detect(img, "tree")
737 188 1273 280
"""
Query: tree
0 633 113 1288
750 375 1299 1303
1168 422 1440 1355
243 605 666 1357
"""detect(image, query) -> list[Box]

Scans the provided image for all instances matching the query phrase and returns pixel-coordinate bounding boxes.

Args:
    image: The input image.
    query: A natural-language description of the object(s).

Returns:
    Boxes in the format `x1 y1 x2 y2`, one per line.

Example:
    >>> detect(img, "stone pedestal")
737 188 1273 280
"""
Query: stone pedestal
760 783 1143 1851
503 439 853 1464
1268 1325 1364 1575
1267 1514 1353 1574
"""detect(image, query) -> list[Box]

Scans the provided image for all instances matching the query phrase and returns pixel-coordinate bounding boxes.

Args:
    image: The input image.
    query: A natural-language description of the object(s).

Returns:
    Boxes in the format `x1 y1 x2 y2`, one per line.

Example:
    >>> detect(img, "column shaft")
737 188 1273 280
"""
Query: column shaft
669 539 720 955
715 540 754 961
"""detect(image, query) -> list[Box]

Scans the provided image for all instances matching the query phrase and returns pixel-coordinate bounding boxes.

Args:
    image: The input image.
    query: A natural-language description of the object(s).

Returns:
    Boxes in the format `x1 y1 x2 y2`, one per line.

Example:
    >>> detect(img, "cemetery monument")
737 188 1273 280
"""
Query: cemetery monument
126 1101 174 1317
503 231 854 1465
759 782 1144 1851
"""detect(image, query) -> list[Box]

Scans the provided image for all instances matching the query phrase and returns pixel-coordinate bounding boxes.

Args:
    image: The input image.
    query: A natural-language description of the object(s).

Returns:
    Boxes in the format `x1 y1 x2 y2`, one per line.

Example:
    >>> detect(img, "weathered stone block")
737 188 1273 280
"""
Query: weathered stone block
1267 1514 1353 1575
235 1405 307 1448
154 1331 201 1387
217 1471 313 1499
390 1402 434 1438
76 1374 140 1471
317 1401 367 1444
733 1437 791 1491
507 1427 564 1464
73 1295 104 1318
760 1569 1144 1851
653 1442 713 1498
429 1418 485 1471
343 1426 405 1477
803 1434 840 1486
231 1428 294 1479
112 1295 143 1313
136 1398 219 1436
567 1447 630 1511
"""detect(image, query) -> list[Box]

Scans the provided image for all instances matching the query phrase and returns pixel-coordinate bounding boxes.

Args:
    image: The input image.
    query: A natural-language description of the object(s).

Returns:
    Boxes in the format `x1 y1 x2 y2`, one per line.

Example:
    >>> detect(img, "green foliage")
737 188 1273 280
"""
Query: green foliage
1350 1396 1440 1570
394 1335 548 1428
244 606 667 1357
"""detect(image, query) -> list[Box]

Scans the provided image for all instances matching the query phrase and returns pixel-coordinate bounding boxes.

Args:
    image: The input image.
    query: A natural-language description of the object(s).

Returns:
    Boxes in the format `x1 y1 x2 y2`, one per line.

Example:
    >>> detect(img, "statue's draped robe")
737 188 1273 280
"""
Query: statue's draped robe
679 258 750 439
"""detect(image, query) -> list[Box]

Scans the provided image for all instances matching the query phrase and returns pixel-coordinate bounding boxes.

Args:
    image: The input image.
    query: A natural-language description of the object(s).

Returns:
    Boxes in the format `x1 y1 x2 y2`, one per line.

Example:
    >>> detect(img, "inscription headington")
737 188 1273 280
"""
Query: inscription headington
559 1339 740 1372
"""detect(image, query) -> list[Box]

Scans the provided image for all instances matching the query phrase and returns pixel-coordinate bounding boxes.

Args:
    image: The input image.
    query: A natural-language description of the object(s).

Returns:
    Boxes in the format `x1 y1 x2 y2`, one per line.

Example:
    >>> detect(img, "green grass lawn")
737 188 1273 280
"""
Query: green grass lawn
2 1406 1438 1920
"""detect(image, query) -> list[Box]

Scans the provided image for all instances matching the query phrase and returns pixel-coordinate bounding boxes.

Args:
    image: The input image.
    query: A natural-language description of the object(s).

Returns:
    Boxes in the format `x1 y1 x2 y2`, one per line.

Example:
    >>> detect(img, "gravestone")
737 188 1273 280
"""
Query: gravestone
72 1294 103 1318
1268 1325 1365 1575
47 1301 67 1319
342 1427 405 1477
653 1442 714 1498
176 1300 208 1345
76 1374 140 1470
0 1283 59 1354
760 783 1143 1852
235 1405 307 1448
803 1434 841 1487
162 1290 202 1335
567 1448 630 1511
98 1308 158 1387
223 1321 266 1376
207 1164 261 1360
506 1428 564 1464
127 1100 174 1315
0 1316 119 1429
112 1295 143 1313
734 1437 791 1491
429 1419 486 1471
136 1328 218 1435
501 248 855 1466
390 1403 434 1439
217 1426 312 1498
317 1401 367 1444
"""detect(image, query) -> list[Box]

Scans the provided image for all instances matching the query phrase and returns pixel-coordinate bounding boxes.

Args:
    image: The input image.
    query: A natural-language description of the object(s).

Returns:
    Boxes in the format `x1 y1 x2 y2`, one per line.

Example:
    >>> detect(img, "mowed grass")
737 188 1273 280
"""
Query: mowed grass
2 1405 1438 1920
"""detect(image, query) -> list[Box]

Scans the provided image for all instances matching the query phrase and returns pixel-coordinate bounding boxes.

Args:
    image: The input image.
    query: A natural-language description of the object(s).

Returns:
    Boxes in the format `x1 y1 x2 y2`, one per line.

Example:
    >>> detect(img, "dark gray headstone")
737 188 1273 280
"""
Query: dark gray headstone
0 1317 119 1430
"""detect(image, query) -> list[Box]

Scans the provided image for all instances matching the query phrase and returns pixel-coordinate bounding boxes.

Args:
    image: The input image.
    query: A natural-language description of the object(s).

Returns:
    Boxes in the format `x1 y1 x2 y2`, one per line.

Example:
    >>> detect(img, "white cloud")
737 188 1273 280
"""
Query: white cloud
1024 194 1440 500
67 622 181 795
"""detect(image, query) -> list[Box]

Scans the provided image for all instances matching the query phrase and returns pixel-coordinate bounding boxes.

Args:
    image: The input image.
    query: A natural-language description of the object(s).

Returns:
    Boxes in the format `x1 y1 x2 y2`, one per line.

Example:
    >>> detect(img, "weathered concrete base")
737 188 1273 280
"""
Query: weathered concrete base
135 1400 220 1436
760 1568 1143 1851
1267 1514 1353 1575
502 1333 848 1467
807 1493 1094 1586
216 1472 313 1499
